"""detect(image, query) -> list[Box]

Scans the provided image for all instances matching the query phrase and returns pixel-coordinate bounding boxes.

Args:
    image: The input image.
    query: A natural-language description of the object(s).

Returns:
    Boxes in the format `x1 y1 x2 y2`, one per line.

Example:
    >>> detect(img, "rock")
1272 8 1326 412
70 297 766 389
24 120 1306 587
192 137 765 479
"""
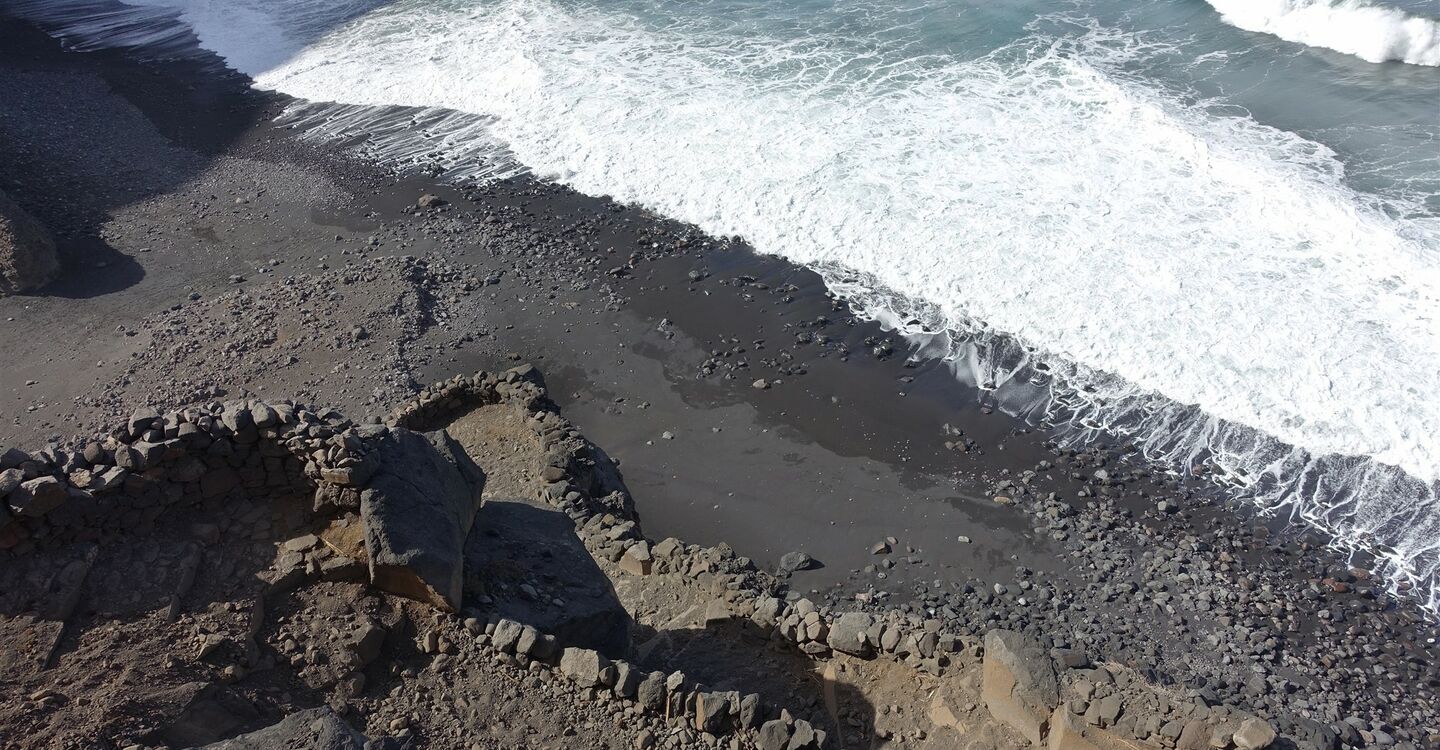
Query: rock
778 551 816 574
515 624 541 656
982 630 1059 745
360 428 484 610
128 407 161 437
788 719 820 749
1084 694 1122 728
416 194 445 208
321 463 375 487
9 476 67 517
559 647 609 687
1047 706 1151 750
492 619 524 653
90 467 128 492
0 448 27 470
751 596 783 628
613 660 640 698
200 467 240 499
696 692 732 734
636 671 666 710
757 719 792 750
196 707 368 749
1233 718 1277 750
739 693 762 729
0 188 59 294
0 468 22 496
827 612 875 657
346 620 387 670
619 540 653 575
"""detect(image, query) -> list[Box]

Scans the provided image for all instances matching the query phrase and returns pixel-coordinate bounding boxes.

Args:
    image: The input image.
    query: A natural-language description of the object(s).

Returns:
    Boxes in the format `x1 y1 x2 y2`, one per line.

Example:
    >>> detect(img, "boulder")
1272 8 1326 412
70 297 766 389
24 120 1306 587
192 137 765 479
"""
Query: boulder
696 691 733 734
0 468 23 496
1233 718 1277 750
826 612 875 657
515 624 541 656
982 630 1059 745
757 719 792 750
347 620 387 668
360 428 484 610
788 719 821 749
559 647 609 687
9 476 67 517
619 540 653 575
197 707 369 750
0 189 59 295
778 551 816 574
613 660 640 698
492 619 524 652
636 671 666 710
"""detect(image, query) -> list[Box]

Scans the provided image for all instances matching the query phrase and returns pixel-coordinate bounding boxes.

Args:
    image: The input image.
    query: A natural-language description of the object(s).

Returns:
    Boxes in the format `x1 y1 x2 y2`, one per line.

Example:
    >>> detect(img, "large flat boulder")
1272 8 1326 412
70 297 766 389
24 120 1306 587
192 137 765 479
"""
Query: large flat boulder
197 707 369 750
361 428 484 610
983 629 1059 745
0 189 59 295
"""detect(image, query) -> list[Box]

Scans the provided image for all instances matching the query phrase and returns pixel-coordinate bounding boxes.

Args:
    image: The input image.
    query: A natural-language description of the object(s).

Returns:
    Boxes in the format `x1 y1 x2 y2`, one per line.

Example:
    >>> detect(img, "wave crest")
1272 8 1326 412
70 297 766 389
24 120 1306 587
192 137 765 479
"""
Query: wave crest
1205 0 1440 66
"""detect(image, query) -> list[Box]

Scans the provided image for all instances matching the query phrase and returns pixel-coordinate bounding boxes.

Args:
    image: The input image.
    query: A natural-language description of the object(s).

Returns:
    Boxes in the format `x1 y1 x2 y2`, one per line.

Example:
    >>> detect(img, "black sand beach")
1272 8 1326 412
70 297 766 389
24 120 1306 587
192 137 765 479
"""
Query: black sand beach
0 8 1437 748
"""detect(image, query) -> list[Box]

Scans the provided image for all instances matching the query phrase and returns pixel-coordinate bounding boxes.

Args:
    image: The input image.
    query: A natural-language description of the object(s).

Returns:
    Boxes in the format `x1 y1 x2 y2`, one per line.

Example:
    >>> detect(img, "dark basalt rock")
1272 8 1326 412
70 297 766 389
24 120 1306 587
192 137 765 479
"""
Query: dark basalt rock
361 428 485 611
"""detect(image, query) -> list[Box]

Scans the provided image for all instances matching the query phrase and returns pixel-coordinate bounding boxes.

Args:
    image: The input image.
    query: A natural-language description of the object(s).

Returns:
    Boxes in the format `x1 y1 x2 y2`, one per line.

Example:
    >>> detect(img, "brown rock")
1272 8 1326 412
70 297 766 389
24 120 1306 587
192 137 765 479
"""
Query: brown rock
1233 718 1277 750
982 630 1059 745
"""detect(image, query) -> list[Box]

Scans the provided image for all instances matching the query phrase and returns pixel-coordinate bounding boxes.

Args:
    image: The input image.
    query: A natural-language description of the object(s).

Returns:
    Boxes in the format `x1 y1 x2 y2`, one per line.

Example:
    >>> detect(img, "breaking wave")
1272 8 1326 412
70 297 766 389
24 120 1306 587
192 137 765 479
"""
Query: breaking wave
1205 0 1440 66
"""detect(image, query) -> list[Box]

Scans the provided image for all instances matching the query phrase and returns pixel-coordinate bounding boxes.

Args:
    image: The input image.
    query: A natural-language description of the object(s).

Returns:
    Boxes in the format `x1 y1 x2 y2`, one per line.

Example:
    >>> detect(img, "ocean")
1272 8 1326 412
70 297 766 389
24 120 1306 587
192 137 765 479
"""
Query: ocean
13 0 1440 612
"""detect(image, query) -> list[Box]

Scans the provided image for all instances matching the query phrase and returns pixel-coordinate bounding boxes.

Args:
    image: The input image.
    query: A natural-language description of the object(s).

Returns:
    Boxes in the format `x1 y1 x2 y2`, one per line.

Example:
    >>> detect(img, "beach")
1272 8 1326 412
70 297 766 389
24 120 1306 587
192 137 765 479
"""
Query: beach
0 6 1437 748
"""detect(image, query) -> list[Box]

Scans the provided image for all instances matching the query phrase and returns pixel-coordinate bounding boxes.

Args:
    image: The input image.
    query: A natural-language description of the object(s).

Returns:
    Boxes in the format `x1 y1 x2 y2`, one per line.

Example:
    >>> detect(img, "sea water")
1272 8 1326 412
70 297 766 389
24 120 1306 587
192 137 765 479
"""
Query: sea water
13 0 1440 612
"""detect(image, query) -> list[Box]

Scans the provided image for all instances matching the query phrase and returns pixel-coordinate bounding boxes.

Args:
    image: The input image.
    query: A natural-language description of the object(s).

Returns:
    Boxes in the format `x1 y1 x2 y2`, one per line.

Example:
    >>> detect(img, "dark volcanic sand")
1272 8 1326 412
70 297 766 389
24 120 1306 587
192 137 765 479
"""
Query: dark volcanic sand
1 9 1437 744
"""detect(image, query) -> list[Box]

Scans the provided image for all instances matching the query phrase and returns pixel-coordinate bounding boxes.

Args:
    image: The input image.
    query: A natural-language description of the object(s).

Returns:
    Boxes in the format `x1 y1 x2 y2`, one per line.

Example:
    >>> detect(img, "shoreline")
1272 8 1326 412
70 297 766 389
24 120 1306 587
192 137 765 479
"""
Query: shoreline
0 9 1437 747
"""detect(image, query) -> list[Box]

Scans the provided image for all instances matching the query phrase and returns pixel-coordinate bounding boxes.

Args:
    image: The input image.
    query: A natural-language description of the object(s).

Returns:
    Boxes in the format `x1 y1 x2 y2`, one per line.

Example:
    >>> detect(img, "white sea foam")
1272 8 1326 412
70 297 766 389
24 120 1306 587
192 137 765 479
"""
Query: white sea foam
1205 0 1440 66
13 0 1440 611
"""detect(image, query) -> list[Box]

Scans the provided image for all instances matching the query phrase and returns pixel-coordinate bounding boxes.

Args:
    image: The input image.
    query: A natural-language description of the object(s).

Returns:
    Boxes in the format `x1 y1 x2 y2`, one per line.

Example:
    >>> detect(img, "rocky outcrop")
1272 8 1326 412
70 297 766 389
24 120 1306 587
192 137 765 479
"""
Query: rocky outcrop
0 188 59 294
361 428 483 611
982 630 1060 744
